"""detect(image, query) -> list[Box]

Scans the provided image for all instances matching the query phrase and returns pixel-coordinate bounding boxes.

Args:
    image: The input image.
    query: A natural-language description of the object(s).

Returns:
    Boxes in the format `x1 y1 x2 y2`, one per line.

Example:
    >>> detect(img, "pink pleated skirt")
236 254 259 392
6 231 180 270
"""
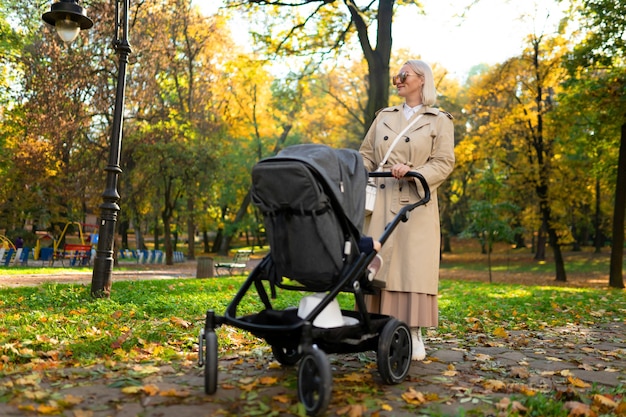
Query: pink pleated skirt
364 291 438 328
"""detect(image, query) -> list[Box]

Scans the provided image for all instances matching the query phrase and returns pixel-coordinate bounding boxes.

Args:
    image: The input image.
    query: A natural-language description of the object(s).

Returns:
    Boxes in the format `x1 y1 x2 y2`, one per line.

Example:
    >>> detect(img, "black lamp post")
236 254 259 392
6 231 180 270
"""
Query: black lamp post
43 0 131 298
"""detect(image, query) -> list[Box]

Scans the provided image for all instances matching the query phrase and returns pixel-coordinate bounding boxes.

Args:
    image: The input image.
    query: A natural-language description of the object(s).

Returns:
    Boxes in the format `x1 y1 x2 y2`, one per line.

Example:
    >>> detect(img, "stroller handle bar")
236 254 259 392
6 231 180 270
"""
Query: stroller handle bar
368 171 431 246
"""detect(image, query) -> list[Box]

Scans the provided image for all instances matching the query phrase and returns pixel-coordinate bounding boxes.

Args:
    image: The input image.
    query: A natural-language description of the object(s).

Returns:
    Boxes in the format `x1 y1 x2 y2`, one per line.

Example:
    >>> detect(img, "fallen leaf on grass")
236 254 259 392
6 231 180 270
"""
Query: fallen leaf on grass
496 397 528 414
111 330 133 349
592 394 618 410
564 401 597 417
493 327 509 338
170 317 191 329
72 410 94 417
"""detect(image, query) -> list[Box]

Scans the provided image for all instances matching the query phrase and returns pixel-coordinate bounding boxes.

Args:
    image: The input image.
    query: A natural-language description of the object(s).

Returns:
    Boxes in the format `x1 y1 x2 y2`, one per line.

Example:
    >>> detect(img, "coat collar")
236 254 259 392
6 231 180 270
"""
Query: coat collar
379 104 442 117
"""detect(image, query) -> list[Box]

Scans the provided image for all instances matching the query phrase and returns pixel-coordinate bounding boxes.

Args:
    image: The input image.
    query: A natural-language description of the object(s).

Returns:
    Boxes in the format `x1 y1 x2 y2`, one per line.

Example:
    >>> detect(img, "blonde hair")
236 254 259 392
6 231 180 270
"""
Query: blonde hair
405 59 437 106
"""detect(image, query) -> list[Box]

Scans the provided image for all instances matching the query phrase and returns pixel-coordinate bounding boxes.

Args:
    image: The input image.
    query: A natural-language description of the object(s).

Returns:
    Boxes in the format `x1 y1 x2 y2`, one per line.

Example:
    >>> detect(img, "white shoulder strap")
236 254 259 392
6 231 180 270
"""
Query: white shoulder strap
378 113 424 170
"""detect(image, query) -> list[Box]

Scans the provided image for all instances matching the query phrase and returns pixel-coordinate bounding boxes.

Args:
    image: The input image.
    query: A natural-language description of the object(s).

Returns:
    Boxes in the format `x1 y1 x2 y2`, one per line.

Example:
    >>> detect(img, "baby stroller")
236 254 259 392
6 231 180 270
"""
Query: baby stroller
198 143 431 416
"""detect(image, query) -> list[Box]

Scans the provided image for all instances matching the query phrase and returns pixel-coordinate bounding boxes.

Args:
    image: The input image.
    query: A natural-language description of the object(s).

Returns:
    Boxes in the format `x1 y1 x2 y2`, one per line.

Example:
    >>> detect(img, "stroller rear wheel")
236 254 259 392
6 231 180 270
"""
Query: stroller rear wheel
272 344 302 366
204 330 218 394
377 318 411 384
297 345 331 416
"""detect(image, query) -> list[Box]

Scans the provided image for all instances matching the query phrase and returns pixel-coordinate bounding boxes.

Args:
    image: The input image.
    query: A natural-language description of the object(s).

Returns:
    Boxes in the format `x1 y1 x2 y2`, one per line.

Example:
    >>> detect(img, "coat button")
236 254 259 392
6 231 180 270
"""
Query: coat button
380 184 386 189
405 137 410 142
384 136 389 141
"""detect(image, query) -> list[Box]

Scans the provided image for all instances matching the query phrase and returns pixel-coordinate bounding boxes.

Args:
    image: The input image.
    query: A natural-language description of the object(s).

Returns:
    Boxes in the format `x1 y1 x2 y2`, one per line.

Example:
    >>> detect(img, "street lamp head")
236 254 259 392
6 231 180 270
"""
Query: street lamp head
42 0 93 44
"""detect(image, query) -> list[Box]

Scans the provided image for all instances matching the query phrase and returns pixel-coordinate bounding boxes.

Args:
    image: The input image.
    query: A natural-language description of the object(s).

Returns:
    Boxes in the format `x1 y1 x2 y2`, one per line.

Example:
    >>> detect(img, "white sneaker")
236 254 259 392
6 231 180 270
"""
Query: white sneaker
411 328 426 361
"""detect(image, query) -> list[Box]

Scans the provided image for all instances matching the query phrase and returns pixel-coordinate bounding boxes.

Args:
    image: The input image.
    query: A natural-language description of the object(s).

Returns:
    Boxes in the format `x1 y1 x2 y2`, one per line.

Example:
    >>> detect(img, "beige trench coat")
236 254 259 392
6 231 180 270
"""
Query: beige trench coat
359 105 455 295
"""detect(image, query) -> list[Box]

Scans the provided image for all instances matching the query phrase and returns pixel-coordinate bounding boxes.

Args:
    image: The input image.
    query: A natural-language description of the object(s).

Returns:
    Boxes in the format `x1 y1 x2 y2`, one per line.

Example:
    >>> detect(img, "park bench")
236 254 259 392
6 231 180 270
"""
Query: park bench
215 250 252 276
56 243 93 266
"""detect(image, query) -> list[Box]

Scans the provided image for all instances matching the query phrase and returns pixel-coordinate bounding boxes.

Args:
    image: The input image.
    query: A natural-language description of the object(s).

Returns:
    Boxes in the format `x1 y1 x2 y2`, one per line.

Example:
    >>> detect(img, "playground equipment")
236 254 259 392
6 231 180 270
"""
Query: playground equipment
34 222 93 266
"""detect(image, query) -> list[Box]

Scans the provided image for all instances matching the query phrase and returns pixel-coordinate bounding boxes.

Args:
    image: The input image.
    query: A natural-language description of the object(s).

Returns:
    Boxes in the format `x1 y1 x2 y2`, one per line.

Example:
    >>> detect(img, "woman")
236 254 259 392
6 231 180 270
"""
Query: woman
359 59 455 360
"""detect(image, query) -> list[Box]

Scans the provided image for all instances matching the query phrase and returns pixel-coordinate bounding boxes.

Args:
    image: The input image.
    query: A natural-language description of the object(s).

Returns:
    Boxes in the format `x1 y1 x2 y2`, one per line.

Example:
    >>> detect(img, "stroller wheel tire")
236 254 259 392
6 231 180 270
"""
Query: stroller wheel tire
297 346 331 416
204 330 218 394
377 318 411 384
272 344 302 366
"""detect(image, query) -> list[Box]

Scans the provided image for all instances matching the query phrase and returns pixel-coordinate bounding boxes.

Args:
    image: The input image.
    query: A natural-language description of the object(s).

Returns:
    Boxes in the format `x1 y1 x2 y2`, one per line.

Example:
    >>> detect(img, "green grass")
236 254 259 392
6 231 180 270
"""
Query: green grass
0 277 623 368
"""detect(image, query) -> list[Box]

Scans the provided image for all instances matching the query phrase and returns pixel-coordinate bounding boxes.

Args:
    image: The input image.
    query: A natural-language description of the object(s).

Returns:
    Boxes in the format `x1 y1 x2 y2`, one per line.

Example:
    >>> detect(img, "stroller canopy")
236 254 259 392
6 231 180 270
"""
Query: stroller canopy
276 144 367 232
251 144 367 289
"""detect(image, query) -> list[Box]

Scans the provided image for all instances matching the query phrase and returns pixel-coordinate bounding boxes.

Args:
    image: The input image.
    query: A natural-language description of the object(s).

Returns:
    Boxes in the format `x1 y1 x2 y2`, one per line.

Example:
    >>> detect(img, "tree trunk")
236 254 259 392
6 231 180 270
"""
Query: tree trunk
548 226 567 282
187 197 196 260
534 226 546 261
163 213 173 265
153 215 159 251
348 0 394 132
594 177 603 253
218 191 252 255
134 217 146 250
609 123 626 289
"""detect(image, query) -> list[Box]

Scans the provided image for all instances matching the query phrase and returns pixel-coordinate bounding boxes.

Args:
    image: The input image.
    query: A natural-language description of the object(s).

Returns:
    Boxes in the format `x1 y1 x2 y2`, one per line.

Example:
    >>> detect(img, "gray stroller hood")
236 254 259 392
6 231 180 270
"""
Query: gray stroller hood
251 144 367 289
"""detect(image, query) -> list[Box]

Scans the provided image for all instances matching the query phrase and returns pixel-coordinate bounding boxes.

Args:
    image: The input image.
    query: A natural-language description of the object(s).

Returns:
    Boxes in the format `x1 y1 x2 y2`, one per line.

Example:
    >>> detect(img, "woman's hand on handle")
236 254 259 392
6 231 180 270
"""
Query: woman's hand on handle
390 163 411 179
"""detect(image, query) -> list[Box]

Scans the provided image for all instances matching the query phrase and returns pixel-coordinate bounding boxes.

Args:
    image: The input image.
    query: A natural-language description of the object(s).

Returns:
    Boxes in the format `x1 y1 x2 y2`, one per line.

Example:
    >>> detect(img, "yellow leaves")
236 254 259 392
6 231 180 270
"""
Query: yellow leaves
121 385 143 395
493 327 509 338
336 372 371 383
130 364 161 375
567 375 591 388
473 353 492 362
593 394 618 409
121 384 159 396
14 373 41 386
259 376 278 385
401 387 426 405
443 364 458 377
483 379 507 391
272 394 290 404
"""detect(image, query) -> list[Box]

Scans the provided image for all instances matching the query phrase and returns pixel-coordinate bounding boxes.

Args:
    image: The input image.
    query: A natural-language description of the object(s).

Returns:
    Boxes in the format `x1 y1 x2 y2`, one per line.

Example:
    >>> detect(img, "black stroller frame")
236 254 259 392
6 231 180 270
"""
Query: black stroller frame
198 146 430 416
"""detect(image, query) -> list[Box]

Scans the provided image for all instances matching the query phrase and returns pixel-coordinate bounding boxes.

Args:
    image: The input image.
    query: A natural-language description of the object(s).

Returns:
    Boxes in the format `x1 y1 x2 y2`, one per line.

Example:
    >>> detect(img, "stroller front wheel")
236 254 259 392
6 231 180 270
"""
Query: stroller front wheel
377 318 412 384
297 345 331 416
204 330 218 394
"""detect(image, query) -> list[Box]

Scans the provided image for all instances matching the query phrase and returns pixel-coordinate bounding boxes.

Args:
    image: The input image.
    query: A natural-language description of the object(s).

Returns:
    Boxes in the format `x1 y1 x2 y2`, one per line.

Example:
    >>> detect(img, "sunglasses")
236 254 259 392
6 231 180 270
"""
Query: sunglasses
392 71 420 86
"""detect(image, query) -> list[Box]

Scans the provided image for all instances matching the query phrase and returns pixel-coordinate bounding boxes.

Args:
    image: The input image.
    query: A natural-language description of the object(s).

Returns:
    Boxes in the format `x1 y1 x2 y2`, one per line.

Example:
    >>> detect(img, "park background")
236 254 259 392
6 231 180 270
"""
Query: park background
0 0 624 288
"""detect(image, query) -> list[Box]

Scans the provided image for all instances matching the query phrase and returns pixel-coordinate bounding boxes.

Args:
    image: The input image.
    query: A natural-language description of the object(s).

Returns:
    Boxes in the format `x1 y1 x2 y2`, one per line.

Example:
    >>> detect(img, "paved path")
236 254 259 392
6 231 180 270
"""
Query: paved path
0 321 623 416
0 261 624 416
